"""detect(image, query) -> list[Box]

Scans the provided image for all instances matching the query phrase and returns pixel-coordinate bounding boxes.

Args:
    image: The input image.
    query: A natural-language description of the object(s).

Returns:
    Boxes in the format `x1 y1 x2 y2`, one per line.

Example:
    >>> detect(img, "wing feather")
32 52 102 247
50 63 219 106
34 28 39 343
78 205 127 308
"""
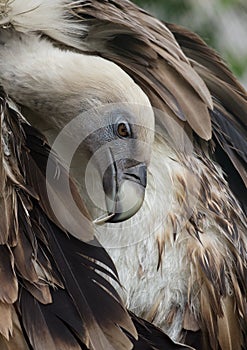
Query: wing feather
129 312 194 350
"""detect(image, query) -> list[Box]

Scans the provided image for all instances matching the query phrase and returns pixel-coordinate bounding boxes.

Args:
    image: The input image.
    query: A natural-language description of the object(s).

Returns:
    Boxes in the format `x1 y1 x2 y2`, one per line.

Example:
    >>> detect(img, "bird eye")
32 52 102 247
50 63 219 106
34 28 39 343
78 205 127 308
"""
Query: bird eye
116 122 131 138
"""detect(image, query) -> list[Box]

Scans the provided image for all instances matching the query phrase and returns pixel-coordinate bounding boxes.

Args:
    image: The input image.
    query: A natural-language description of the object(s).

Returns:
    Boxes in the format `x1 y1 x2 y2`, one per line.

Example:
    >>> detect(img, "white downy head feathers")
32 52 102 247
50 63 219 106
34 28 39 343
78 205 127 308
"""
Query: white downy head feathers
0 0 86 45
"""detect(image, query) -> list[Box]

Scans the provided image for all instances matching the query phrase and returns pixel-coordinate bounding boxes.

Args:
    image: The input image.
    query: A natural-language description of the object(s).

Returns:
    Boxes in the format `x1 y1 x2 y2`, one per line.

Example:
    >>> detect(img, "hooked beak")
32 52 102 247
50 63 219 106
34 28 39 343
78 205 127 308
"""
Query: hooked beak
93 152 147 225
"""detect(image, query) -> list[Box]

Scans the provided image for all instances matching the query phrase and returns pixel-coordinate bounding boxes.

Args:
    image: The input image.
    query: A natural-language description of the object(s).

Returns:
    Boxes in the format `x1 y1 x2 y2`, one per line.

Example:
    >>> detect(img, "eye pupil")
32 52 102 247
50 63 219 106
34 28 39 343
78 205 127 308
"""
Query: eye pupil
117 123 130 138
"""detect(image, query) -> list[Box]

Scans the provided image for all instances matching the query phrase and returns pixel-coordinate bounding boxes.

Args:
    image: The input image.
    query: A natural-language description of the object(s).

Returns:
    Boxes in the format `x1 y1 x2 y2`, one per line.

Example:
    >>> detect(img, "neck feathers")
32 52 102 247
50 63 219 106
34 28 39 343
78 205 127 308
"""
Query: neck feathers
0 0 85 46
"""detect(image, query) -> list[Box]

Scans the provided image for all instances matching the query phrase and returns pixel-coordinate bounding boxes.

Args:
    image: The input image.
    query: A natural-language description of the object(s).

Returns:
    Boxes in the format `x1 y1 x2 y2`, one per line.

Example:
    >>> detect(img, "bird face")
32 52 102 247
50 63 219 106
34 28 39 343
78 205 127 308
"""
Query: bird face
81 103 154 224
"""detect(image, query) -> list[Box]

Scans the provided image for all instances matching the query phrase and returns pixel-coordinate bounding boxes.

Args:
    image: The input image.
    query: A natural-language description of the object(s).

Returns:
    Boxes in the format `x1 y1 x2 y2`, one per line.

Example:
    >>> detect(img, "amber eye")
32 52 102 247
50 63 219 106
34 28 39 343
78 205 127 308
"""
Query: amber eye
116 122 131 138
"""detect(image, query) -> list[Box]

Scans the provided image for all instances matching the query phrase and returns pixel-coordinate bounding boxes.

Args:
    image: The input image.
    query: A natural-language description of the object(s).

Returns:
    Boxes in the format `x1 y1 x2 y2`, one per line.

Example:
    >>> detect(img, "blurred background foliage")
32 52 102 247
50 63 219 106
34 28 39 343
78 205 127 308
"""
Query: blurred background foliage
133 0 247 88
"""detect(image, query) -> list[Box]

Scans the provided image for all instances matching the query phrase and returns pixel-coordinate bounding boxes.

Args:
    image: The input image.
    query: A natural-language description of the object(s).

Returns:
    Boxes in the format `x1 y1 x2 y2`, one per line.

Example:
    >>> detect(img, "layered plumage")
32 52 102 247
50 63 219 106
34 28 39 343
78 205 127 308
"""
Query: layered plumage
0 90 134 350
0 90 191 350
0 1 246 350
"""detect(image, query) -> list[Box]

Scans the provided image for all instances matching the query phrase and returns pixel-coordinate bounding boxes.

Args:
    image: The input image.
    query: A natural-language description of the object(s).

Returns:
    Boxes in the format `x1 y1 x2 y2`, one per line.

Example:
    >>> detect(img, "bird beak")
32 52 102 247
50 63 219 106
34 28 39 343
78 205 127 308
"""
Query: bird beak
93 152 147 225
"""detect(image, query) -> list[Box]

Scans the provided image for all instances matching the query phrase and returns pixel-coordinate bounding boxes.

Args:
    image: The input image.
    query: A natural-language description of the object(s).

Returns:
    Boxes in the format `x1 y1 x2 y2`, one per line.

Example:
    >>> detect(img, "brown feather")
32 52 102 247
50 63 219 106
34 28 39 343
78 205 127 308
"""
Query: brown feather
0 308 29 350
0 245 18 304
217 296 243 350
0 302 13 340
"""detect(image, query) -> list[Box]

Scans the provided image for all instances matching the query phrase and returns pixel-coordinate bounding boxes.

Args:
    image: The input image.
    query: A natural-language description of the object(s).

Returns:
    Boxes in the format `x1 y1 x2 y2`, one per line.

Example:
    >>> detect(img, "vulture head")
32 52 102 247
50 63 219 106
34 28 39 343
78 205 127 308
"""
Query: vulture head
0 32 154 224
82 102 154 224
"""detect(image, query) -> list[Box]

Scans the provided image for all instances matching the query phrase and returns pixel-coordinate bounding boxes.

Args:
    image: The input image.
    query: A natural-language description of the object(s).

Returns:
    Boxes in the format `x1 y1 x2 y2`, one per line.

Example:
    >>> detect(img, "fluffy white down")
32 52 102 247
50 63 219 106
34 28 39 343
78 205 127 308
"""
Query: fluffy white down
0 0 86 46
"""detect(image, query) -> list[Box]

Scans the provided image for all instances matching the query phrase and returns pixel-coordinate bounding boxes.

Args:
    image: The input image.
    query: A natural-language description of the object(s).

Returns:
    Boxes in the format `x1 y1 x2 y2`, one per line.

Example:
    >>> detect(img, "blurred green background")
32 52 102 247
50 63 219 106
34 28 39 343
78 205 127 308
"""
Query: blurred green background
133 0 247 88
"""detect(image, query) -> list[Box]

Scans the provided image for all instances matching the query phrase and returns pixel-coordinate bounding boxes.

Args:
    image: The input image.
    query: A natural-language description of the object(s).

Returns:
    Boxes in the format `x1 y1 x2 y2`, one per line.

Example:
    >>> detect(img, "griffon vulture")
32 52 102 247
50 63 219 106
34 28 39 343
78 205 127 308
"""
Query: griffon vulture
0 1 246 350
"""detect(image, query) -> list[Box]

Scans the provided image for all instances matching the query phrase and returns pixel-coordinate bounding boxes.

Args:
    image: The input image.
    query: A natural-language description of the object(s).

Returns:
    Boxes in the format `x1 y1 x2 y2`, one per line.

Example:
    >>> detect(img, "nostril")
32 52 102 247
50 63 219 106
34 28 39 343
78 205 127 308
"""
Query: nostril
123 164 147 187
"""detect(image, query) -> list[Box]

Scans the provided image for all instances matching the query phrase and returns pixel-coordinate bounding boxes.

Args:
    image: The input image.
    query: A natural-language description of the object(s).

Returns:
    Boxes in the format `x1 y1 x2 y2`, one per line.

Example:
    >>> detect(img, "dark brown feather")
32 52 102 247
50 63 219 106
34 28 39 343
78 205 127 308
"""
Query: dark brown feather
0 245 18 304
130 312 193 350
